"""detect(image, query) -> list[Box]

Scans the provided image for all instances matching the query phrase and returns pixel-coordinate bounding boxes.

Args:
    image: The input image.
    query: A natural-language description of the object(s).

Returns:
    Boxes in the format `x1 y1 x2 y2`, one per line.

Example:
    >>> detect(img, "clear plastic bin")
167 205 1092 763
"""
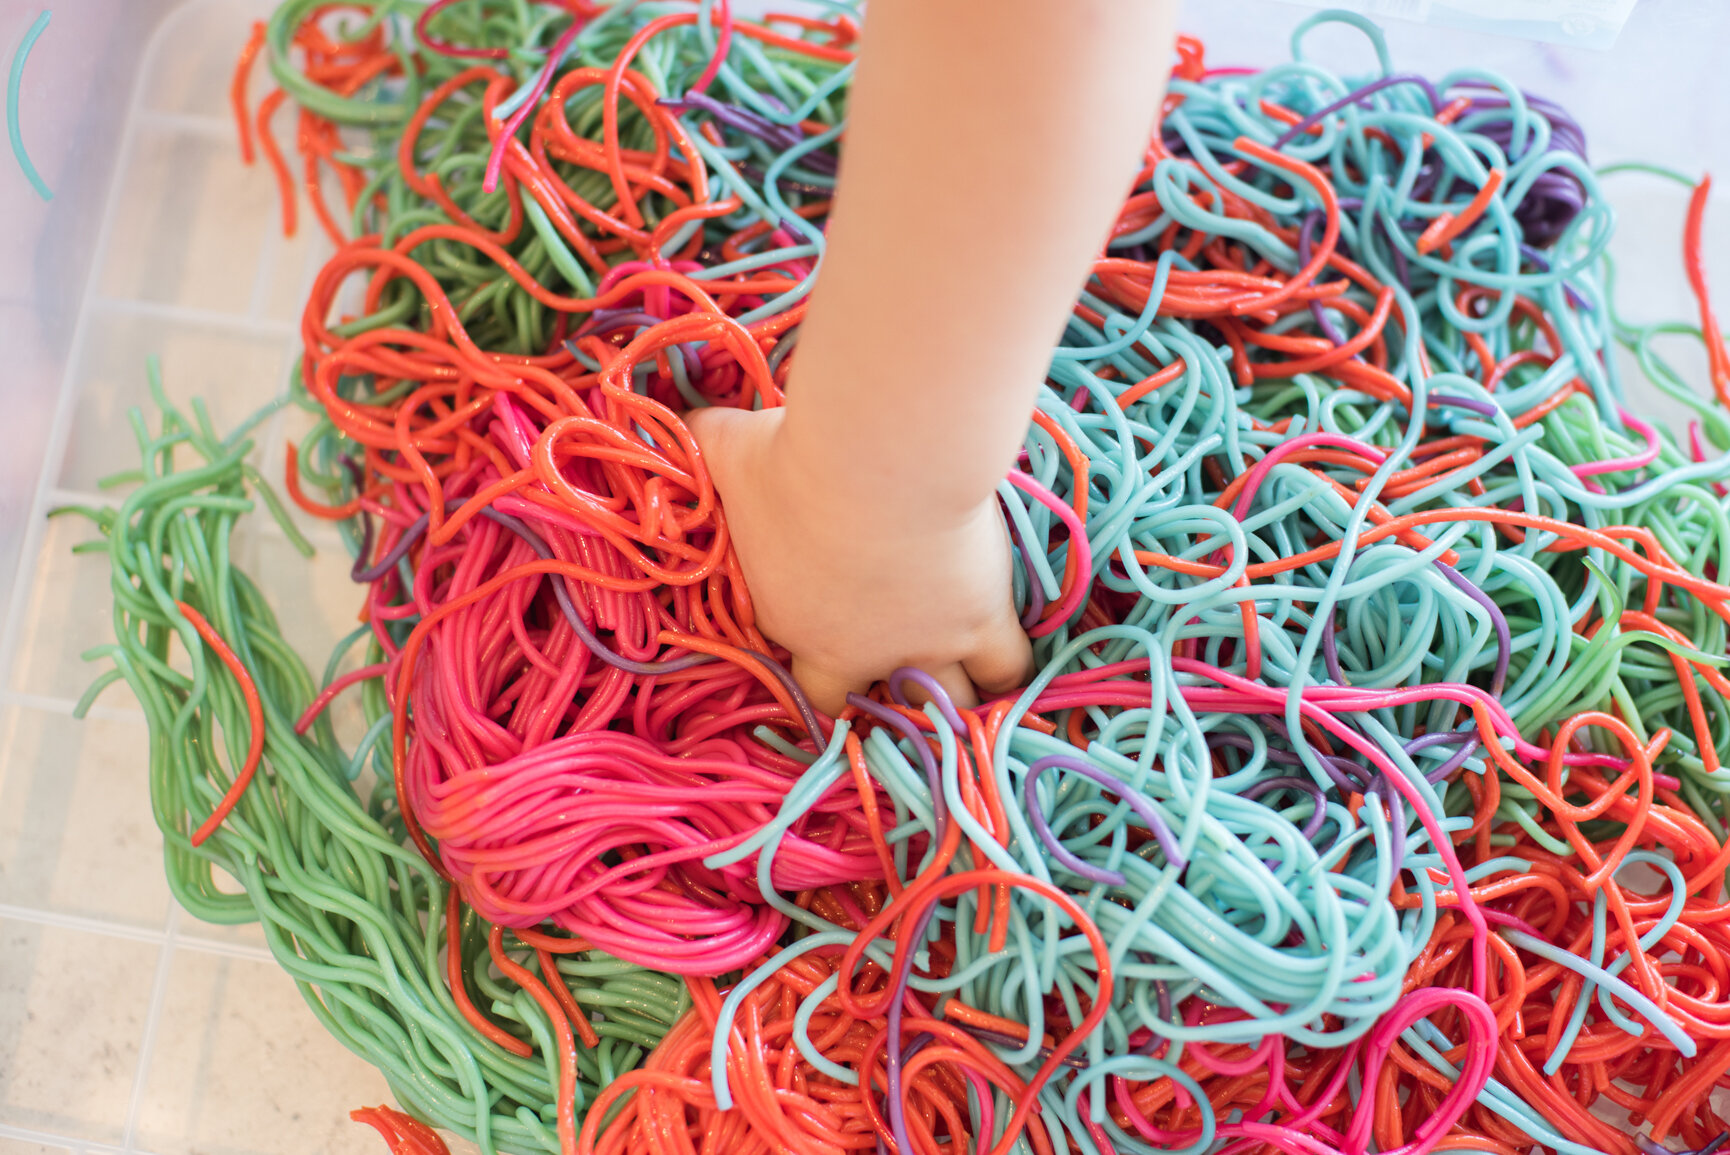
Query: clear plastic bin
0 1 1725 1152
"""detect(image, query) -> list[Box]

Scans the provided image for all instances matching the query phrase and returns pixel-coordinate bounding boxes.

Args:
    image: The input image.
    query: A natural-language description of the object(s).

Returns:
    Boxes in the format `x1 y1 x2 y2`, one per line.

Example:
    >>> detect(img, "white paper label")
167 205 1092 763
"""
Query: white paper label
1268 0 1638 49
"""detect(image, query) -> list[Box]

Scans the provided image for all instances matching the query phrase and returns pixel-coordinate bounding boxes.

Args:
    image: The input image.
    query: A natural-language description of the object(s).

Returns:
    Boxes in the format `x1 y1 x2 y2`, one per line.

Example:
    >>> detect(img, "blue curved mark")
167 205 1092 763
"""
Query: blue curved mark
8 10 52 201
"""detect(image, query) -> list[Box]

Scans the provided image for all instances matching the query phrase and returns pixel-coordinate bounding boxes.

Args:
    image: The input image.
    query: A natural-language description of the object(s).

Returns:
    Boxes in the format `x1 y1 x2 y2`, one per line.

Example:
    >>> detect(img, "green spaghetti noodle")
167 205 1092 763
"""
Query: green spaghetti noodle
66 364 688 1155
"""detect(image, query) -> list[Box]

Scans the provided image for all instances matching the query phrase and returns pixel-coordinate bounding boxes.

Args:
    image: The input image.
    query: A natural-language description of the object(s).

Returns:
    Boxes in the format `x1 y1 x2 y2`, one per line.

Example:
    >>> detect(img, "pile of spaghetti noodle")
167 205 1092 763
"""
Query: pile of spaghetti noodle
74 1 1730 1153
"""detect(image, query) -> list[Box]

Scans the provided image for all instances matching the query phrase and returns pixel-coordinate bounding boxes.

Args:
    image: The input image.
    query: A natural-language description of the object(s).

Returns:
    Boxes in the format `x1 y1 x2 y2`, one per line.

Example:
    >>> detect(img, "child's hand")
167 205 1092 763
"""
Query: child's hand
680 0 1175 717
689 404 1032 715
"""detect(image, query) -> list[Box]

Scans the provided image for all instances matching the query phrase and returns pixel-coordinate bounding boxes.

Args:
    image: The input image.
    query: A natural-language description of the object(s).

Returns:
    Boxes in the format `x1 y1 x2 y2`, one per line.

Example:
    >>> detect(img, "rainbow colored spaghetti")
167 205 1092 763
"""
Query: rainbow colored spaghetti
70 3 1730 1154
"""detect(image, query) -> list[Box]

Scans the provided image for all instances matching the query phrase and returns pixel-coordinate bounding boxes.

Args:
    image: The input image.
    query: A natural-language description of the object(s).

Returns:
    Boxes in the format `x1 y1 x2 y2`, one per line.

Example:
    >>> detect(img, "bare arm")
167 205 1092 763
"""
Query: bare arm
692 0 1180 712
785 0 1180 526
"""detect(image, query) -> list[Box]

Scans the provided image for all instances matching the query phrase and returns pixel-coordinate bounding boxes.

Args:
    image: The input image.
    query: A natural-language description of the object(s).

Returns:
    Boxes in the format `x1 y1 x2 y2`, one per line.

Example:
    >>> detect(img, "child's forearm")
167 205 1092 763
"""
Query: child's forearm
779 0 1180 534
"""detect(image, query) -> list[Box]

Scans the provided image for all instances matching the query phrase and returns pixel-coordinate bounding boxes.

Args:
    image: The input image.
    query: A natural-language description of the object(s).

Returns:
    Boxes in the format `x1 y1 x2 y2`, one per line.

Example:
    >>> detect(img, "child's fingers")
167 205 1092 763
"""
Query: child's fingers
686 403 771 486
792 655 869 717
912 662 979 712
964 602 1034 698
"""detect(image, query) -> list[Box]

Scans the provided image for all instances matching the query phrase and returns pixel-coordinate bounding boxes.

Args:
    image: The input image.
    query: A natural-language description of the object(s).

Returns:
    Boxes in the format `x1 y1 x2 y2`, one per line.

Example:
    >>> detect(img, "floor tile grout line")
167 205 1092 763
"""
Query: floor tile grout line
0 901 165 945
0 1119 123 1152
0 897 278 963
0 689 146 724
173 931 277 964
136 108 232 136
88 295 296 338
121 906 182 1153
